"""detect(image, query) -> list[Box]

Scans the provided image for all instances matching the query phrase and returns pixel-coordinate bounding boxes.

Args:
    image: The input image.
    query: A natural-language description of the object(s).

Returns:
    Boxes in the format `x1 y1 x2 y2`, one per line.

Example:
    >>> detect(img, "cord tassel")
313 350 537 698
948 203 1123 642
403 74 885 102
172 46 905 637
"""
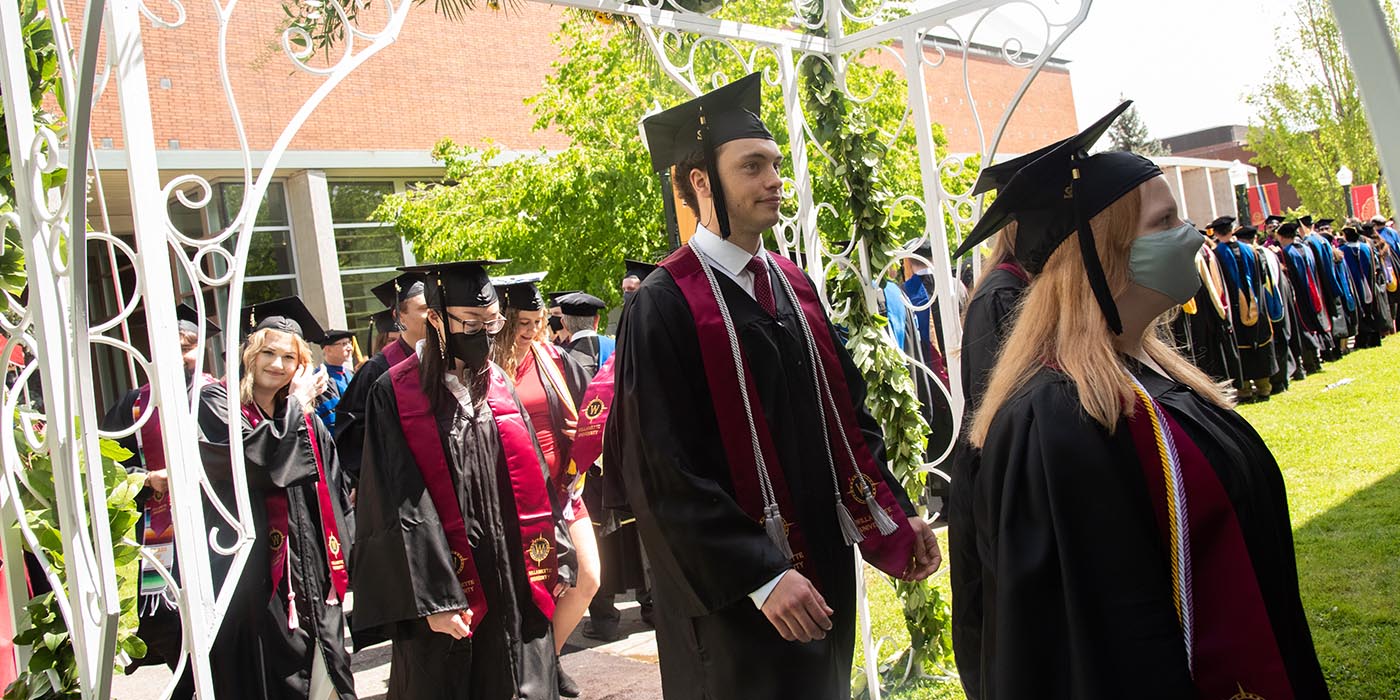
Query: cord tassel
763 505 795 560
836 501 865 546
862 480 900 536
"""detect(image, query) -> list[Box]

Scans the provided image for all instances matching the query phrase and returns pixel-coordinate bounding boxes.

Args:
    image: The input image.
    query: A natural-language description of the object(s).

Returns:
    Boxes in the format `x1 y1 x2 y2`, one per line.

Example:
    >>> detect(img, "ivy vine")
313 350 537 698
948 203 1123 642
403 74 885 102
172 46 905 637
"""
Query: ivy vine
797 3 956 695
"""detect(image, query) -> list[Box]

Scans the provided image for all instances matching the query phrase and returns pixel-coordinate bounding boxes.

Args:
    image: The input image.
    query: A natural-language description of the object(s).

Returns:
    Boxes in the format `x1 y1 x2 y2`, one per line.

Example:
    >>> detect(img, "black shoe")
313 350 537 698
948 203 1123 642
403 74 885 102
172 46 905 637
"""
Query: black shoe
582 620 622 642
558 666 581 698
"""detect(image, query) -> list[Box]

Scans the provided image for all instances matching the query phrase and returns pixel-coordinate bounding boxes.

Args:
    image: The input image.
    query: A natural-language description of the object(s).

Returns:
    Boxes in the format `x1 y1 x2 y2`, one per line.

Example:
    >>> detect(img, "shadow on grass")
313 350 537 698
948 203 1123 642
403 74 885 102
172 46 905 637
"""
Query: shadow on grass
1292 466 1400 699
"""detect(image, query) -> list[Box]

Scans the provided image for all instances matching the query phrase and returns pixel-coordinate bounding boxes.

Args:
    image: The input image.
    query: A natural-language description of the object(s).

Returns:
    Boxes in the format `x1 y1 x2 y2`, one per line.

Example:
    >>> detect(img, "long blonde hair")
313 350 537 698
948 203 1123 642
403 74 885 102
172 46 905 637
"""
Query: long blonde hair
492 306 532 378
968 187 1232 448
239 328 313 407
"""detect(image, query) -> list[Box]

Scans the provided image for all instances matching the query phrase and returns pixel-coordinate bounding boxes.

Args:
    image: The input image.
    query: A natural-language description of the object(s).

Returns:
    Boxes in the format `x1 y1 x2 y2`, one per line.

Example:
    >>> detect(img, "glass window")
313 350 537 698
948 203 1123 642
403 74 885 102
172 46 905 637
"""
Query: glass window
216 182 290 228
331 181 406 346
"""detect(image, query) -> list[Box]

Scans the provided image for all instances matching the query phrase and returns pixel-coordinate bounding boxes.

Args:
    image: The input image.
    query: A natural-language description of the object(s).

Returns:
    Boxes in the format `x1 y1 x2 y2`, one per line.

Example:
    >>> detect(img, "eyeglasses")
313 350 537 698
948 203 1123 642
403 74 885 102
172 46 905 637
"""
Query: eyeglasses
444 312 507 335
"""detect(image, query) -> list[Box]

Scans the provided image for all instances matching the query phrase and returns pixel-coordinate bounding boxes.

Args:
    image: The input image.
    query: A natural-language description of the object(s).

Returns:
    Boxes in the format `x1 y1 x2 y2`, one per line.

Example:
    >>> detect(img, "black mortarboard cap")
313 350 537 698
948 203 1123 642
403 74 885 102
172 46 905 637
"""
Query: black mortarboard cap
368 308 399 334
399 260 506 309
1298 215 1314 227
1236 225 1259 241
1314 218 1335 228
176 302 221 337
240 297 324 342
1277 222 1301 237
1207 216 1236 233
492 272 549 312
317 329 355 345
624 259 659 281
547 291 580 307
952 101 1162 334
371 272 426 308
642 72 774 240
1264 214 1285 225
556 292 607 316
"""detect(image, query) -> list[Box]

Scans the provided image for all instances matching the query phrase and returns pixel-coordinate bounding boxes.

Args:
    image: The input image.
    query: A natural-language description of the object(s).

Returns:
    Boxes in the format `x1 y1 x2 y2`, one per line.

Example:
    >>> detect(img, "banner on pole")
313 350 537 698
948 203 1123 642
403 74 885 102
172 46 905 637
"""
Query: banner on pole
1351 183 1379 221
1247 182 1281 227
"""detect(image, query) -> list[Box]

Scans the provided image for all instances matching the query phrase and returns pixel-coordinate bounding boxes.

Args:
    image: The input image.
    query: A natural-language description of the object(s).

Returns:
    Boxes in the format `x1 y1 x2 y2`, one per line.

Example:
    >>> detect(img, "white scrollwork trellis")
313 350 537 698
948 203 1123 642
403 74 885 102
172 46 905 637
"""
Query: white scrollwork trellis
0 0 1090 697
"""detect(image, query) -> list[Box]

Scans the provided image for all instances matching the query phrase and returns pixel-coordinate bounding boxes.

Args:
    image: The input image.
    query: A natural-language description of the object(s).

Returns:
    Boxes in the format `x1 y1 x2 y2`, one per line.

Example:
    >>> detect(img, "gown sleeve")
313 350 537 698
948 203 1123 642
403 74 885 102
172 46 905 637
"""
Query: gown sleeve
967 376 1196 699
611 278 793 617
334 355 387 483
195 382 320 492
349 375 468 645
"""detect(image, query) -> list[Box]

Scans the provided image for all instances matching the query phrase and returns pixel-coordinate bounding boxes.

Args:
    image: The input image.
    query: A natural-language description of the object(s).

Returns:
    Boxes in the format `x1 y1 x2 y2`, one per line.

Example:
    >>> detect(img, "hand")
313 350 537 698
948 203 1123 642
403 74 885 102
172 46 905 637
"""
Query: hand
902 517 942 581
288 365 325 412
426 609 473 639
144 469 168 496
553 581 569 600
760 571 832 643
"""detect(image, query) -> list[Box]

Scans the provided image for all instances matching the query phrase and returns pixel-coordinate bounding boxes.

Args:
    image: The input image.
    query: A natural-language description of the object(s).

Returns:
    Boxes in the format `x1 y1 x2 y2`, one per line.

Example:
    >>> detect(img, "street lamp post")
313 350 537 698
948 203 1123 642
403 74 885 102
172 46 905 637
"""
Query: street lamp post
1337 165 1354 218
1228 159 1251 224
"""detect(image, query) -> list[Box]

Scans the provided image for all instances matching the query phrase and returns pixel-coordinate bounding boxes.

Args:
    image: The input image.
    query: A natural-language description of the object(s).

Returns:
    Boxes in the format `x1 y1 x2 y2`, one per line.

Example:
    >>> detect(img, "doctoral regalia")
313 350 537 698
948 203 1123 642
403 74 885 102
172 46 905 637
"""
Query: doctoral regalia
1173 245 1242 386
334 336 413 483
1213 240 1277 383
1257 245 1296 389
196 382 357 700
350 354 570 700
950 365 1330 700
1280 241 1330 371
608 245 916 700
1306 233 1352 347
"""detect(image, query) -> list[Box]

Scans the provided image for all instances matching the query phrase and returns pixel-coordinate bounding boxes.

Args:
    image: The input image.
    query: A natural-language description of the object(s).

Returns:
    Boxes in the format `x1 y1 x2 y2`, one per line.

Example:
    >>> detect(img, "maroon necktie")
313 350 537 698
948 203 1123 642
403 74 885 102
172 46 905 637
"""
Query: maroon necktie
747 256 776 316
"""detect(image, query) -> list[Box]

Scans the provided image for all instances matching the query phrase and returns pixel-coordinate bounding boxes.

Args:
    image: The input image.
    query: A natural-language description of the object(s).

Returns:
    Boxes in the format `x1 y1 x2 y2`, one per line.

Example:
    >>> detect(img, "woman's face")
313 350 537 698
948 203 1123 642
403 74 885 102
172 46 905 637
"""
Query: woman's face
1132 176 1183 243
251 331 302 394
513 309 545 351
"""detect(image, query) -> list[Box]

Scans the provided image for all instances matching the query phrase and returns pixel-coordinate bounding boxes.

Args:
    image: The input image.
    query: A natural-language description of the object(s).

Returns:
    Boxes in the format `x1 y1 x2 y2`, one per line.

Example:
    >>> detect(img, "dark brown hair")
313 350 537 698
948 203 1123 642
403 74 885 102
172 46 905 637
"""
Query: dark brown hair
672 150 707 215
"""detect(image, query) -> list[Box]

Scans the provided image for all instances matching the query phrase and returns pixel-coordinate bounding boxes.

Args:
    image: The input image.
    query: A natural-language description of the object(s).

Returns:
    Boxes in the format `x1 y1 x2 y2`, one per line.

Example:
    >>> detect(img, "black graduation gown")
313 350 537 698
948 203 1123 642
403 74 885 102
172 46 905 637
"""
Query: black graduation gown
608 266 914 700
335 337 413 484
350 370 560 700
196 383 357 700
1176 249 1243 387
959 267 1028 417
563 335 603 377
949 366 1329 700
1280 242 1329 371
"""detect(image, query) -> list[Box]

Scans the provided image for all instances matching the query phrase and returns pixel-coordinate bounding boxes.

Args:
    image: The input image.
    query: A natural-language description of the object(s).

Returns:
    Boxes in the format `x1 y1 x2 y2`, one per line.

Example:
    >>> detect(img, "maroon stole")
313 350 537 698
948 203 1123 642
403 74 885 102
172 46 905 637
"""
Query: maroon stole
240 402 350 627
993 261 1031 284
382 337 412 369
659 246 917 580
569 354 615 473
1127 389 1293 699
132 376 215 539
387 355 559 630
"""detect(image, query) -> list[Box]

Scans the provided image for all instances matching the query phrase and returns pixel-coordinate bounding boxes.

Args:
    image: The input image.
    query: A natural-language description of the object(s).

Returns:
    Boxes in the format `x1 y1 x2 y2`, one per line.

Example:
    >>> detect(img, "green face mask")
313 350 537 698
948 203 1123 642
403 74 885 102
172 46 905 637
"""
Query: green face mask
1129 223 1203 304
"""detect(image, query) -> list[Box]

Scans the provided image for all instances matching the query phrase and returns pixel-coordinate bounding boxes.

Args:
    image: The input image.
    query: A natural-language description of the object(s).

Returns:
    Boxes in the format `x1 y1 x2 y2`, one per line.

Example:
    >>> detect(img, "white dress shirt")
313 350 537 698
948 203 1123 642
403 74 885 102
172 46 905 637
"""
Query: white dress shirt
691 225 790 608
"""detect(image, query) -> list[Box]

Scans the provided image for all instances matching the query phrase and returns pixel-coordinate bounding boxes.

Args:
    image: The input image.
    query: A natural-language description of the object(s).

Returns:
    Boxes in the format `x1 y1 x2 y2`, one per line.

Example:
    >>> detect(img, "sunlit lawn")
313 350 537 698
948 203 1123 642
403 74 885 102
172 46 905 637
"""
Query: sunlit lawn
861 335 1400 699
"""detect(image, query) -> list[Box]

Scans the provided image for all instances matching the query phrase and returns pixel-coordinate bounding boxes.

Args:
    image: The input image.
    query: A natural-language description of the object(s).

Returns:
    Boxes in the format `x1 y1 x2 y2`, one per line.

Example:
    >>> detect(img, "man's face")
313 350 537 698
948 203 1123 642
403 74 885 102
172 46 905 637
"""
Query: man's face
1266 222 1280 233
703 138 784 234
621 276 642 294
1318 225 1333 236
398 294 430 345
180 337 200 373
323 338 352 365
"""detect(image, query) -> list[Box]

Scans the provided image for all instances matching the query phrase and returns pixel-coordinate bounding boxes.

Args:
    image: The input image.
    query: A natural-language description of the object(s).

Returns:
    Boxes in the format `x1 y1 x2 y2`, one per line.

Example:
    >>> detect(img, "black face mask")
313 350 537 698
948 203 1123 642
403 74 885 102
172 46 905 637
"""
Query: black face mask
547 316 564 333
447 330 492 370
623 291 637 307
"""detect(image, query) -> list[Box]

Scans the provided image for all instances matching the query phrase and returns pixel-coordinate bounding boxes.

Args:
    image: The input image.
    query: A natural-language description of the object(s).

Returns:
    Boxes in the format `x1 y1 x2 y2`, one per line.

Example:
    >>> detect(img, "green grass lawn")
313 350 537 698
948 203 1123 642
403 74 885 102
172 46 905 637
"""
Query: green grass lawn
860 335 1400 699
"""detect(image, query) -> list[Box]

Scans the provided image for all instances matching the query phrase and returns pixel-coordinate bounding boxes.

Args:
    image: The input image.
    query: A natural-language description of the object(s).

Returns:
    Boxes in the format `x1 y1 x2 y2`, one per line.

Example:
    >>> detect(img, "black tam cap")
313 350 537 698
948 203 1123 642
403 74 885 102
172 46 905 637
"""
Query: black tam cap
370 272 426 308
176 303 221 337
400 260 506 309
1236 225 1259 241
1265 214 1285 225
556 292 607 316
317 329 355 345
642 72 774 240
953 101 1163 334
1207 216 1236 233
547 290 580 307
1277 222 1301 237
368 308 399 334
1298 215 1314 227
1314 218 1335 228
240 297 324 342
624 259 659 281
492 272 549 312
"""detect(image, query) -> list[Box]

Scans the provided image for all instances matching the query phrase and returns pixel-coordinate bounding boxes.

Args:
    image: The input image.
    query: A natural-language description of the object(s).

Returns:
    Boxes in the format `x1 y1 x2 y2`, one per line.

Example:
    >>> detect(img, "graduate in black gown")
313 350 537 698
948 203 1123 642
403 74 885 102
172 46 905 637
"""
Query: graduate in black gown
949 102 1328 700
100 303 220 700
334 272 428 486
611 73 941 700
351 260 574 700
1276 222 1330 373
557 292 614 377
197 297 357 700
1210 219 1277 400
958 226 1028 415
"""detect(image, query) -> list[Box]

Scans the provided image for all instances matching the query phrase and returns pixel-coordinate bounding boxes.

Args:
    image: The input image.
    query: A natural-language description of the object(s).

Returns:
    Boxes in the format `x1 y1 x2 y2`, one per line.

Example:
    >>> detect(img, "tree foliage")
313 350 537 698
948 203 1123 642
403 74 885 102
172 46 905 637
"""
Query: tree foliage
1107 98 1167 156
1246 0 1398 216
